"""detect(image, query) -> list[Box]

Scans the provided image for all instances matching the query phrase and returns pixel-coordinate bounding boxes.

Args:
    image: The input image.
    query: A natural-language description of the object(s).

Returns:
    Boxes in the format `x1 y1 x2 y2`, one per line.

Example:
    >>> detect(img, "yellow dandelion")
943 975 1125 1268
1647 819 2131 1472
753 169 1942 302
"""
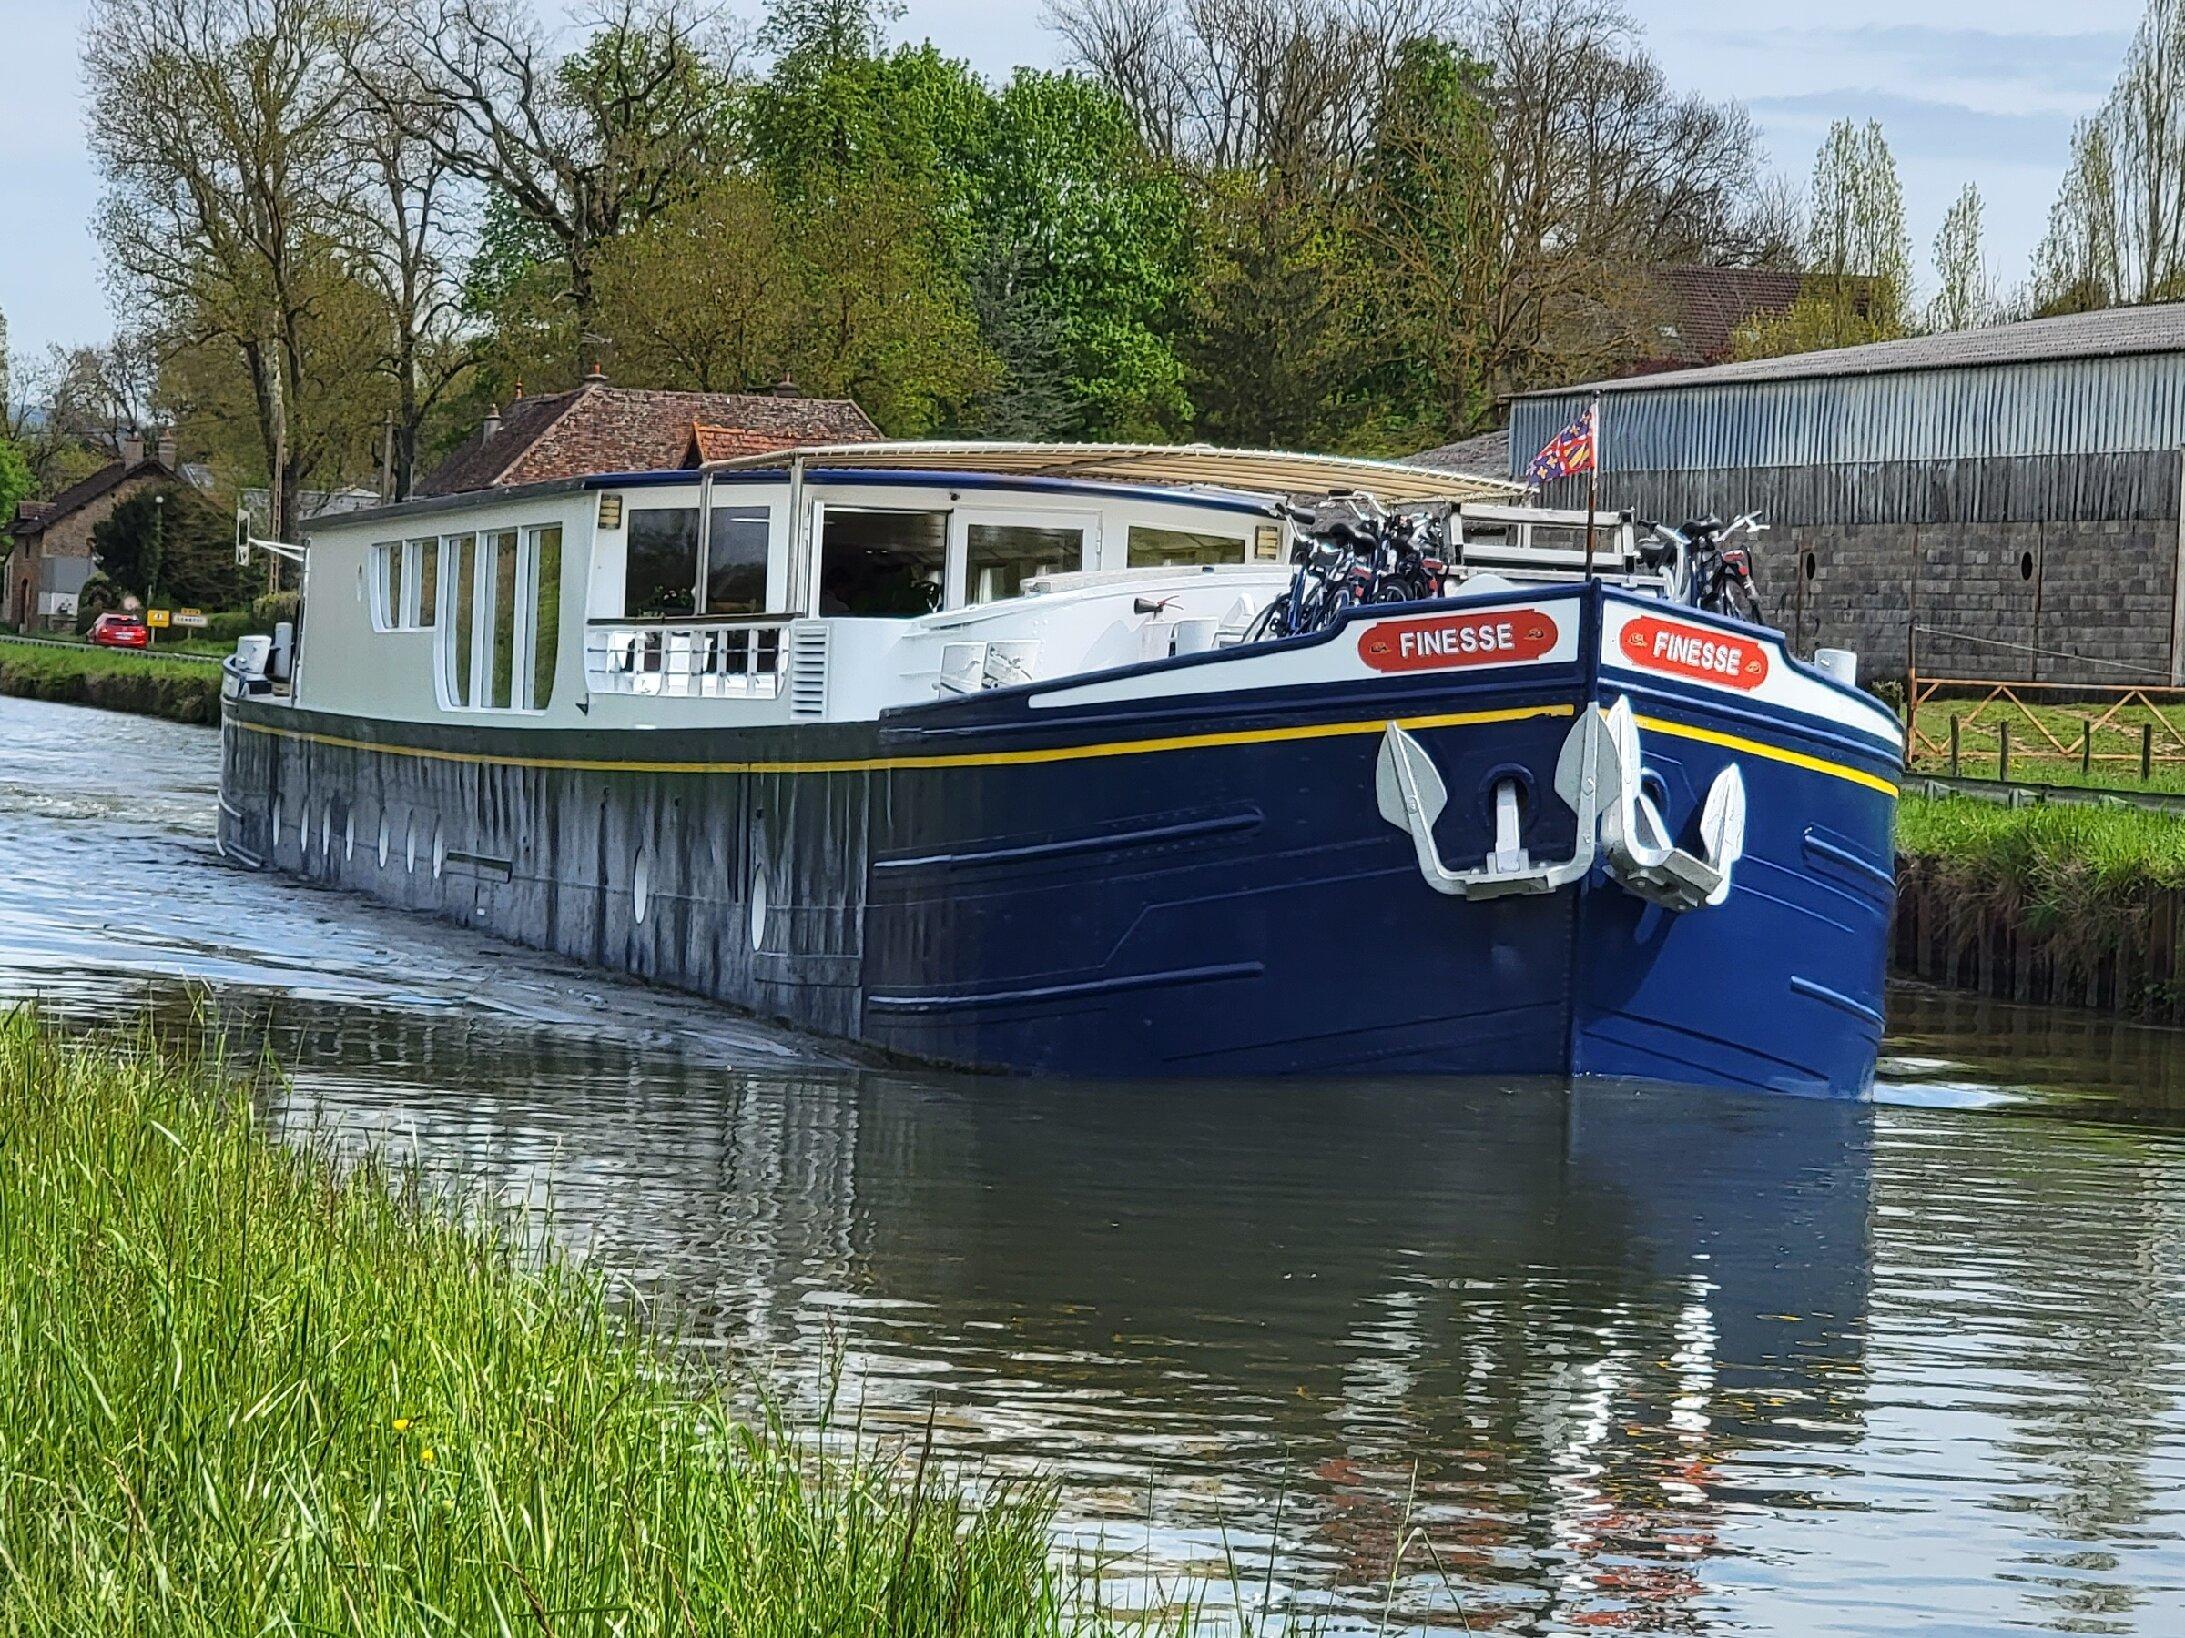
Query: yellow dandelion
393 1418 412 1432
420 1448 435 1465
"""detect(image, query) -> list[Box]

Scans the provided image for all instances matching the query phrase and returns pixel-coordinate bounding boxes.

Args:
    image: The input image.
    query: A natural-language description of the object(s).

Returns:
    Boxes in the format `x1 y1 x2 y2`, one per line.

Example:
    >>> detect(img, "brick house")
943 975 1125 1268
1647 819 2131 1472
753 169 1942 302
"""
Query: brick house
5 432 184 631
418 373 880 497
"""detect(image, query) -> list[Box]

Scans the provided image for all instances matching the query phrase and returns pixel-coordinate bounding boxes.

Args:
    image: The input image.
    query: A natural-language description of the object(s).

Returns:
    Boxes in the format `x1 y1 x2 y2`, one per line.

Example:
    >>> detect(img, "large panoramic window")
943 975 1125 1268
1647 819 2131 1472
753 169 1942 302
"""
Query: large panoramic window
1127 525 1249 568
817 509 947 617
439 526 561 713
965 522 1086 604
624 505 773 616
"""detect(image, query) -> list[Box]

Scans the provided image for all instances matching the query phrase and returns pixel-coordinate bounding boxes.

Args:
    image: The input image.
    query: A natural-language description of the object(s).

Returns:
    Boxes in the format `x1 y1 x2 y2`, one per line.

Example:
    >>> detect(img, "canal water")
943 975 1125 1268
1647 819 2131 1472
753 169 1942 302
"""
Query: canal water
5 692 2185 1633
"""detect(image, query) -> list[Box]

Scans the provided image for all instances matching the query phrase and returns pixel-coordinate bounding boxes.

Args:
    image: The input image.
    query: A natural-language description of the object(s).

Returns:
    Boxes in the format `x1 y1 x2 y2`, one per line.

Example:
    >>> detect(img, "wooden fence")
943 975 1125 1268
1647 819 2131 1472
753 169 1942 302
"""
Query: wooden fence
1906 675 2185 781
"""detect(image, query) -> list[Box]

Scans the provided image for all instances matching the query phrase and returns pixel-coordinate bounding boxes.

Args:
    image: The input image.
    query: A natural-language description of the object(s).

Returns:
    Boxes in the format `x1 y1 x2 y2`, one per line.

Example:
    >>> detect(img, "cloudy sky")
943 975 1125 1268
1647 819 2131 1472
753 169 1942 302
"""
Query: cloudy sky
0 0 2147 362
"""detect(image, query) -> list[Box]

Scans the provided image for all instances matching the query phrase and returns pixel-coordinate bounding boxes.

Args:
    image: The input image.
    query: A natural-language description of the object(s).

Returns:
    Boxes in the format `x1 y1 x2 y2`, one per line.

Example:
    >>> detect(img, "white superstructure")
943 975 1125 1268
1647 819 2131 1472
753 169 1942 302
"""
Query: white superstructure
247 443 1522 730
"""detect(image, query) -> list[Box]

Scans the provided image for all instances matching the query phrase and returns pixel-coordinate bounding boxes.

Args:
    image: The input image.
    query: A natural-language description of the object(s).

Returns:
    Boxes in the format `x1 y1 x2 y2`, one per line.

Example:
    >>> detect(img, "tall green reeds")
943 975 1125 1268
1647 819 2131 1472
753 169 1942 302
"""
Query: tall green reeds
0 1013 1102 1634
1897 792 2185 938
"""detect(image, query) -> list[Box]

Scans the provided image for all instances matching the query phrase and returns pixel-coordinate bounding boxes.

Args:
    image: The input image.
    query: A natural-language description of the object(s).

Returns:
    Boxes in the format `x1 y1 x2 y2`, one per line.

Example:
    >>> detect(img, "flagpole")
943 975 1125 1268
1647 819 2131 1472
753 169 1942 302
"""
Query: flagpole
1583 394 1601 578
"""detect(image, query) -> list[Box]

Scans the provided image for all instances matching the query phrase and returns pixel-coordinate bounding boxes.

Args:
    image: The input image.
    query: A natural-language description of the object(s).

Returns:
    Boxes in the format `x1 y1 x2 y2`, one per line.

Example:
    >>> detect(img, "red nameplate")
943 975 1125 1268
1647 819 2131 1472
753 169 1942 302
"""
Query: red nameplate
1619 615 1769 690
1357 608 1559 672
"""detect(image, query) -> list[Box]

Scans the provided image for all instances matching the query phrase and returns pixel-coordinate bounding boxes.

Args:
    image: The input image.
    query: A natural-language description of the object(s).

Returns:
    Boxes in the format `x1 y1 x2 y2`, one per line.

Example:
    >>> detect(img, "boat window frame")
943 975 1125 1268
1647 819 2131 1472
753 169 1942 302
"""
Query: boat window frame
371 538 446 632
617 496 784 620
947 506 1100 608
436 522 563 714
1123 521 1255 570
810 503 952 619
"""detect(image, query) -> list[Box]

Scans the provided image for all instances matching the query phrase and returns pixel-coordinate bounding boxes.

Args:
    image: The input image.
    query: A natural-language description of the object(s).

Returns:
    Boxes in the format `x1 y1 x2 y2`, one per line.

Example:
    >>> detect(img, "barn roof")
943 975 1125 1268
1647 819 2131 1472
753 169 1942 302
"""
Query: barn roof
1522 301 2185 398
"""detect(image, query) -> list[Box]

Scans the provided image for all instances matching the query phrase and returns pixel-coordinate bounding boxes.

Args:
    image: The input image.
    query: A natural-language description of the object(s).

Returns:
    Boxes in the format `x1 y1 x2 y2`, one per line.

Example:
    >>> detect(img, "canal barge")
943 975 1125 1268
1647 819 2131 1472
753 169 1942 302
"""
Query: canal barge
217 442 1900 1095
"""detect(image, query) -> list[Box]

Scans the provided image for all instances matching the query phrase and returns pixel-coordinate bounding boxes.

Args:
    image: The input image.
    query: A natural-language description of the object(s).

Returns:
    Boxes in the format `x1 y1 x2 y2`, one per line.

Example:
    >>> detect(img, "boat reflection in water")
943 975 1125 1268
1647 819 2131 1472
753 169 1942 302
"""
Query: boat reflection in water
221 993 1872 1633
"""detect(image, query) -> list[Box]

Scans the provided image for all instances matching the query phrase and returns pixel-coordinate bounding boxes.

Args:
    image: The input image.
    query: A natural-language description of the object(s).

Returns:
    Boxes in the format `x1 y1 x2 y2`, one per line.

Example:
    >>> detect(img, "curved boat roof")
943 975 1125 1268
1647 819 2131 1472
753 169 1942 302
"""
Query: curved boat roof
702 440 1526 505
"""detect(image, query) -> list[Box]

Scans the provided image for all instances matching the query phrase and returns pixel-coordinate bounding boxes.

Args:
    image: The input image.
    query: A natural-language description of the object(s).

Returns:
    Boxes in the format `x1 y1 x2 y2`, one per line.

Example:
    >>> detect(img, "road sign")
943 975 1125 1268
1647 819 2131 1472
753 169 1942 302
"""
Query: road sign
145 608 171 629
172 609 209 630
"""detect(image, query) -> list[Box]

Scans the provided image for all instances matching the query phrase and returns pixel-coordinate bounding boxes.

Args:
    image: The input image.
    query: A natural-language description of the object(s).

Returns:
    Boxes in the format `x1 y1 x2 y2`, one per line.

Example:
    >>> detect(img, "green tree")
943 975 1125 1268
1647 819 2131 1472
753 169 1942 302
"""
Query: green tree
91 485 250 609
972 71 1193 438
1738 118 1912 358
87 0 360 541
590 171 995 435
2033 0 2185 312
745 7 1191 439
1186 171 1364 450
1357 38 1499 444
367 0 741 379
0 437 32 534
1927 184 1993 333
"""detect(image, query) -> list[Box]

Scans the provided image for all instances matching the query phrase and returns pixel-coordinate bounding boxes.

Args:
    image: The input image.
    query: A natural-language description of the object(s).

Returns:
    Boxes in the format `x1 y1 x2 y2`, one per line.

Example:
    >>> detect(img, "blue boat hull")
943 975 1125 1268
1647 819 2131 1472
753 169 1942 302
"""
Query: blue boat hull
219 583 1898 1095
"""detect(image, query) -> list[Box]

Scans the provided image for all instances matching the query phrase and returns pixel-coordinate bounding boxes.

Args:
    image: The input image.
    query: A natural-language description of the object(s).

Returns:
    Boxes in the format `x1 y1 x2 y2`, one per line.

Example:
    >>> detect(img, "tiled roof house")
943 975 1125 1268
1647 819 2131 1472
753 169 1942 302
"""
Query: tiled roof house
418 374 882 497
5 432 188 631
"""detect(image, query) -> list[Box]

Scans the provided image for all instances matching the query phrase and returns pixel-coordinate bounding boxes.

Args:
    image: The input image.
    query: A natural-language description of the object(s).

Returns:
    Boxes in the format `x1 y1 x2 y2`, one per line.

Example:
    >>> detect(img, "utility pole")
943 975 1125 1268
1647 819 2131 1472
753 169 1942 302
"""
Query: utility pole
147 491 165 646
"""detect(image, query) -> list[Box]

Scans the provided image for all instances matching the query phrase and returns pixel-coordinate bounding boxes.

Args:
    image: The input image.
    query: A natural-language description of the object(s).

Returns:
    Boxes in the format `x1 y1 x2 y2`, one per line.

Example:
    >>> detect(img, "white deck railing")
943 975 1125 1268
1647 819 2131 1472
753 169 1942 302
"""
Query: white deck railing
584 619 790 699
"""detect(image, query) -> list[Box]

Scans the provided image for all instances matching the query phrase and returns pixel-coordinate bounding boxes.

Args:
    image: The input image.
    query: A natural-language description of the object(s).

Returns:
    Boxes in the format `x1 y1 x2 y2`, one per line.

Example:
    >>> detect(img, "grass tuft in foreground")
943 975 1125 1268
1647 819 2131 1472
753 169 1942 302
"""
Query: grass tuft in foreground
0 1013 1116 1635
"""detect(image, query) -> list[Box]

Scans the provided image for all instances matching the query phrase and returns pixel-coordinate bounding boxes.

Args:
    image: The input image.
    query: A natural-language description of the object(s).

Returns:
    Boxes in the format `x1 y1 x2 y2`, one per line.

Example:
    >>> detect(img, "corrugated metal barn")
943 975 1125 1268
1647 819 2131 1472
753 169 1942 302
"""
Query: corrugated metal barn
1511 304 2185 685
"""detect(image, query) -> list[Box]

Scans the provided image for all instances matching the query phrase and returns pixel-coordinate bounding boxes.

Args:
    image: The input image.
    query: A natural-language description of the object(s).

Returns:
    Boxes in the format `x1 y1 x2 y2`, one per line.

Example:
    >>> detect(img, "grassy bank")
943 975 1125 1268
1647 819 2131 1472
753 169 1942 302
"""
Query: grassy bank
1897 791 2185 933
0 1014 1120 1635
0 639 220 725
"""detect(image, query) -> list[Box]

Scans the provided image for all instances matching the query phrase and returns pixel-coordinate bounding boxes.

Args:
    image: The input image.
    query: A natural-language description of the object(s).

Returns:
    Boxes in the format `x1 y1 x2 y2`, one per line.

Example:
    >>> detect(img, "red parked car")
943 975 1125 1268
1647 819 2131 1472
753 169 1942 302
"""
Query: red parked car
87 613 151 649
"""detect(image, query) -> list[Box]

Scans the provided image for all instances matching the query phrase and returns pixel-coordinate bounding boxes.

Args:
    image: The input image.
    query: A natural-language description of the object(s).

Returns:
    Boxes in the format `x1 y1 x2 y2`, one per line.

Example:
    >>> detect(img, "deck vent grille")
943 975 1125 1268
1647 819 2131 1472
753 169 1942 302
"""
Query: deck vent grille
789 624 830 718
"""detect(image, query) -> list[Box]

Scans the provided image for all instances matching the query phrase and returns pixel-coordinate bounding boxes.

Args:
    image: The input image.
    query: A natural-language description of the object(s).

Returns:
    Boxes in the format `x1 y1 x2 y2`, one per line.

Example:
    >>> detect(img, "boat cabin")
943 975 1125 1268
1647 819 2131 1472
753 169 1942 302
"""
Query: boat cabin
262 442 1522 730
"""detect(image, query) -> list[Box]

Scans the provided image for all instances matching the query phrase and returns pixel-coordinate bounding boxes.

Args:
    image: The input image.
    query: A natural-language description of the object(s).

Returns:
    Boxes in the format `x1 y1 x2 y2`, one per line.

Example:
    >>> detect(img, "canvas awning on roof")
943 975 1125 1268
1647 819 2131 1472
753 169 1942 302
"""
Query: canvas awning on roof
701 440 1526 505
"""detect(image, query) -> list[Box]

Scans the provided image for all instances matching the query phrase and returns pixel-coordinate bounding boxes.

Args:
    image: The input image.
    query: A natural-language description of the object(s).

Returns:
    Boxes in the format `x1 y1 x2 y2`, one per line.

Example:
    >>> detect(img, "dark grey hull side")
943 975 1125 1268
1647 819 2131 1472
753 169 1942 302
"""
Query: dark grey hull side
219 702 886 1046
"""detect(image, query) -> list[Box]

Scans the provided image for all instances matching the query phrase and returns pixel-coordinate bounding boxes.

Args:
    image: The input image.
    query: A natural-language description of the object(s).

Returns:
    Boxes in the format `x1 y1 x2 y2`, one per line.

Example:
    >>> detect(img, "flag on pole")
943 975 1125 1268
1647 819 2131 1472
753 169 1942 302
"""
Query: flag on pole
1525 403 1597 488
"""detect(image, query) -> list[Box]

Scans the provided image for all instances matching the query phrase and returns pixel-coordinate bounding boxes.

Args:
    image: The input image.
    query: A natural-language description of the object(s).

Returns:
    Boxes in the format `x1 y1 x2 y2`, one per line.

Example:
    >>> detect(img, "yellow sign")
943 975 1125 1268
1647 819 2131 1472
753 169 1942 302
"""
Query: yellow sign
145 608 171 629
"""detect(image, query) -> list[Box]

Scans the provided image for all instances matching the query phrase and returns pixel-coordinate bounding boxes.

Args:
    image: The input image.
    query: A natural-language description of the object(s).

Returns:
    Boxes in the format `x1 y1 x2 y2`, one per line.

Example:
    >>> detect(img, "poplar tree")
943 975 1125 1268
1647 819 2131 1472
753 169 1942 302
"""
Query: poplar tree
1737 118 1912 358
2034 0 2185 311
1927 184 1993 334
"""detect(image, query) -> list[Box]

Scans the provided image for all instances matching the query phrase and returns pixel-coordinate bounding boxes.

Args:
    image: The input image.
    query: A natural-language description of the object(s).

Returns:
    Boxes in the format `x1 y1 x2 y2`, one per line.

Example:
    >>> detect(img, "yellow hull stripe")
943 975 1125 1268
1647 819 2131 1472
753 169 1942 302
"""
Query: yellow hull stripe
233 704 1897 795
1639 714 1899 797
234 703 1575 775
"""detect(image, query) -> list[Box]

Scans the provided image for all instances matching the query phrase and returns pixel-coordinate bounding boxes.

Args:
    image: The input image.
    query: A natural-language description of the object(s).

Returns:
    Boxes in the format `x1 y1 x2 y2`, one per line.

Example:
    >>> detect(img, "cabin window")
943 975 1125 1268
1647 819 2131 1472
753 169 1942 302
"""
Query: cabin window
442 533 477 706
965 522 1085 604
818 509 947 617
1127 525 1249 567
487 529 521 709
529 524 562 709
705 507 770 613
373 540 442 630
623 505 773 616
371 543 403 630
438 525 561 712
411 539 438 626
625 508 701 618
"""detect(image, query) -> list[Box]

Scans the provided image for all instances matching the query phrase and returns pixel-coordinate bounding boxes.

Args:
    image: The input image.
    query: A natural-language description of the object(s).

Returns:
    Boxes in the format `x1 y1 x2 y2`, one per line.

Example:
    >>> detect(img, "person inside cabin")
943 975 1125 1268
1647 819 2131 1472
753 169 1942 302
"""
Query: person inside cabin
817 510 947 616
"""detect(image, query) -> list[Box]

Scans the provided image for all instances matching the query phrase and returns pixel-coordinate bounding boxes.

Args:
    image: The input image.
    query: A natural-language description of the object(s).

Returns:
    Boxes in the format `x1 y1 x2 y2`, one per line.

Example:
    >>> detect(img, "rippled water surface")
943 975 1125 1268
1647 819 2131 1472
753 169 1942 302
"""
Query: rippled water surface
6 693 2185 1633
